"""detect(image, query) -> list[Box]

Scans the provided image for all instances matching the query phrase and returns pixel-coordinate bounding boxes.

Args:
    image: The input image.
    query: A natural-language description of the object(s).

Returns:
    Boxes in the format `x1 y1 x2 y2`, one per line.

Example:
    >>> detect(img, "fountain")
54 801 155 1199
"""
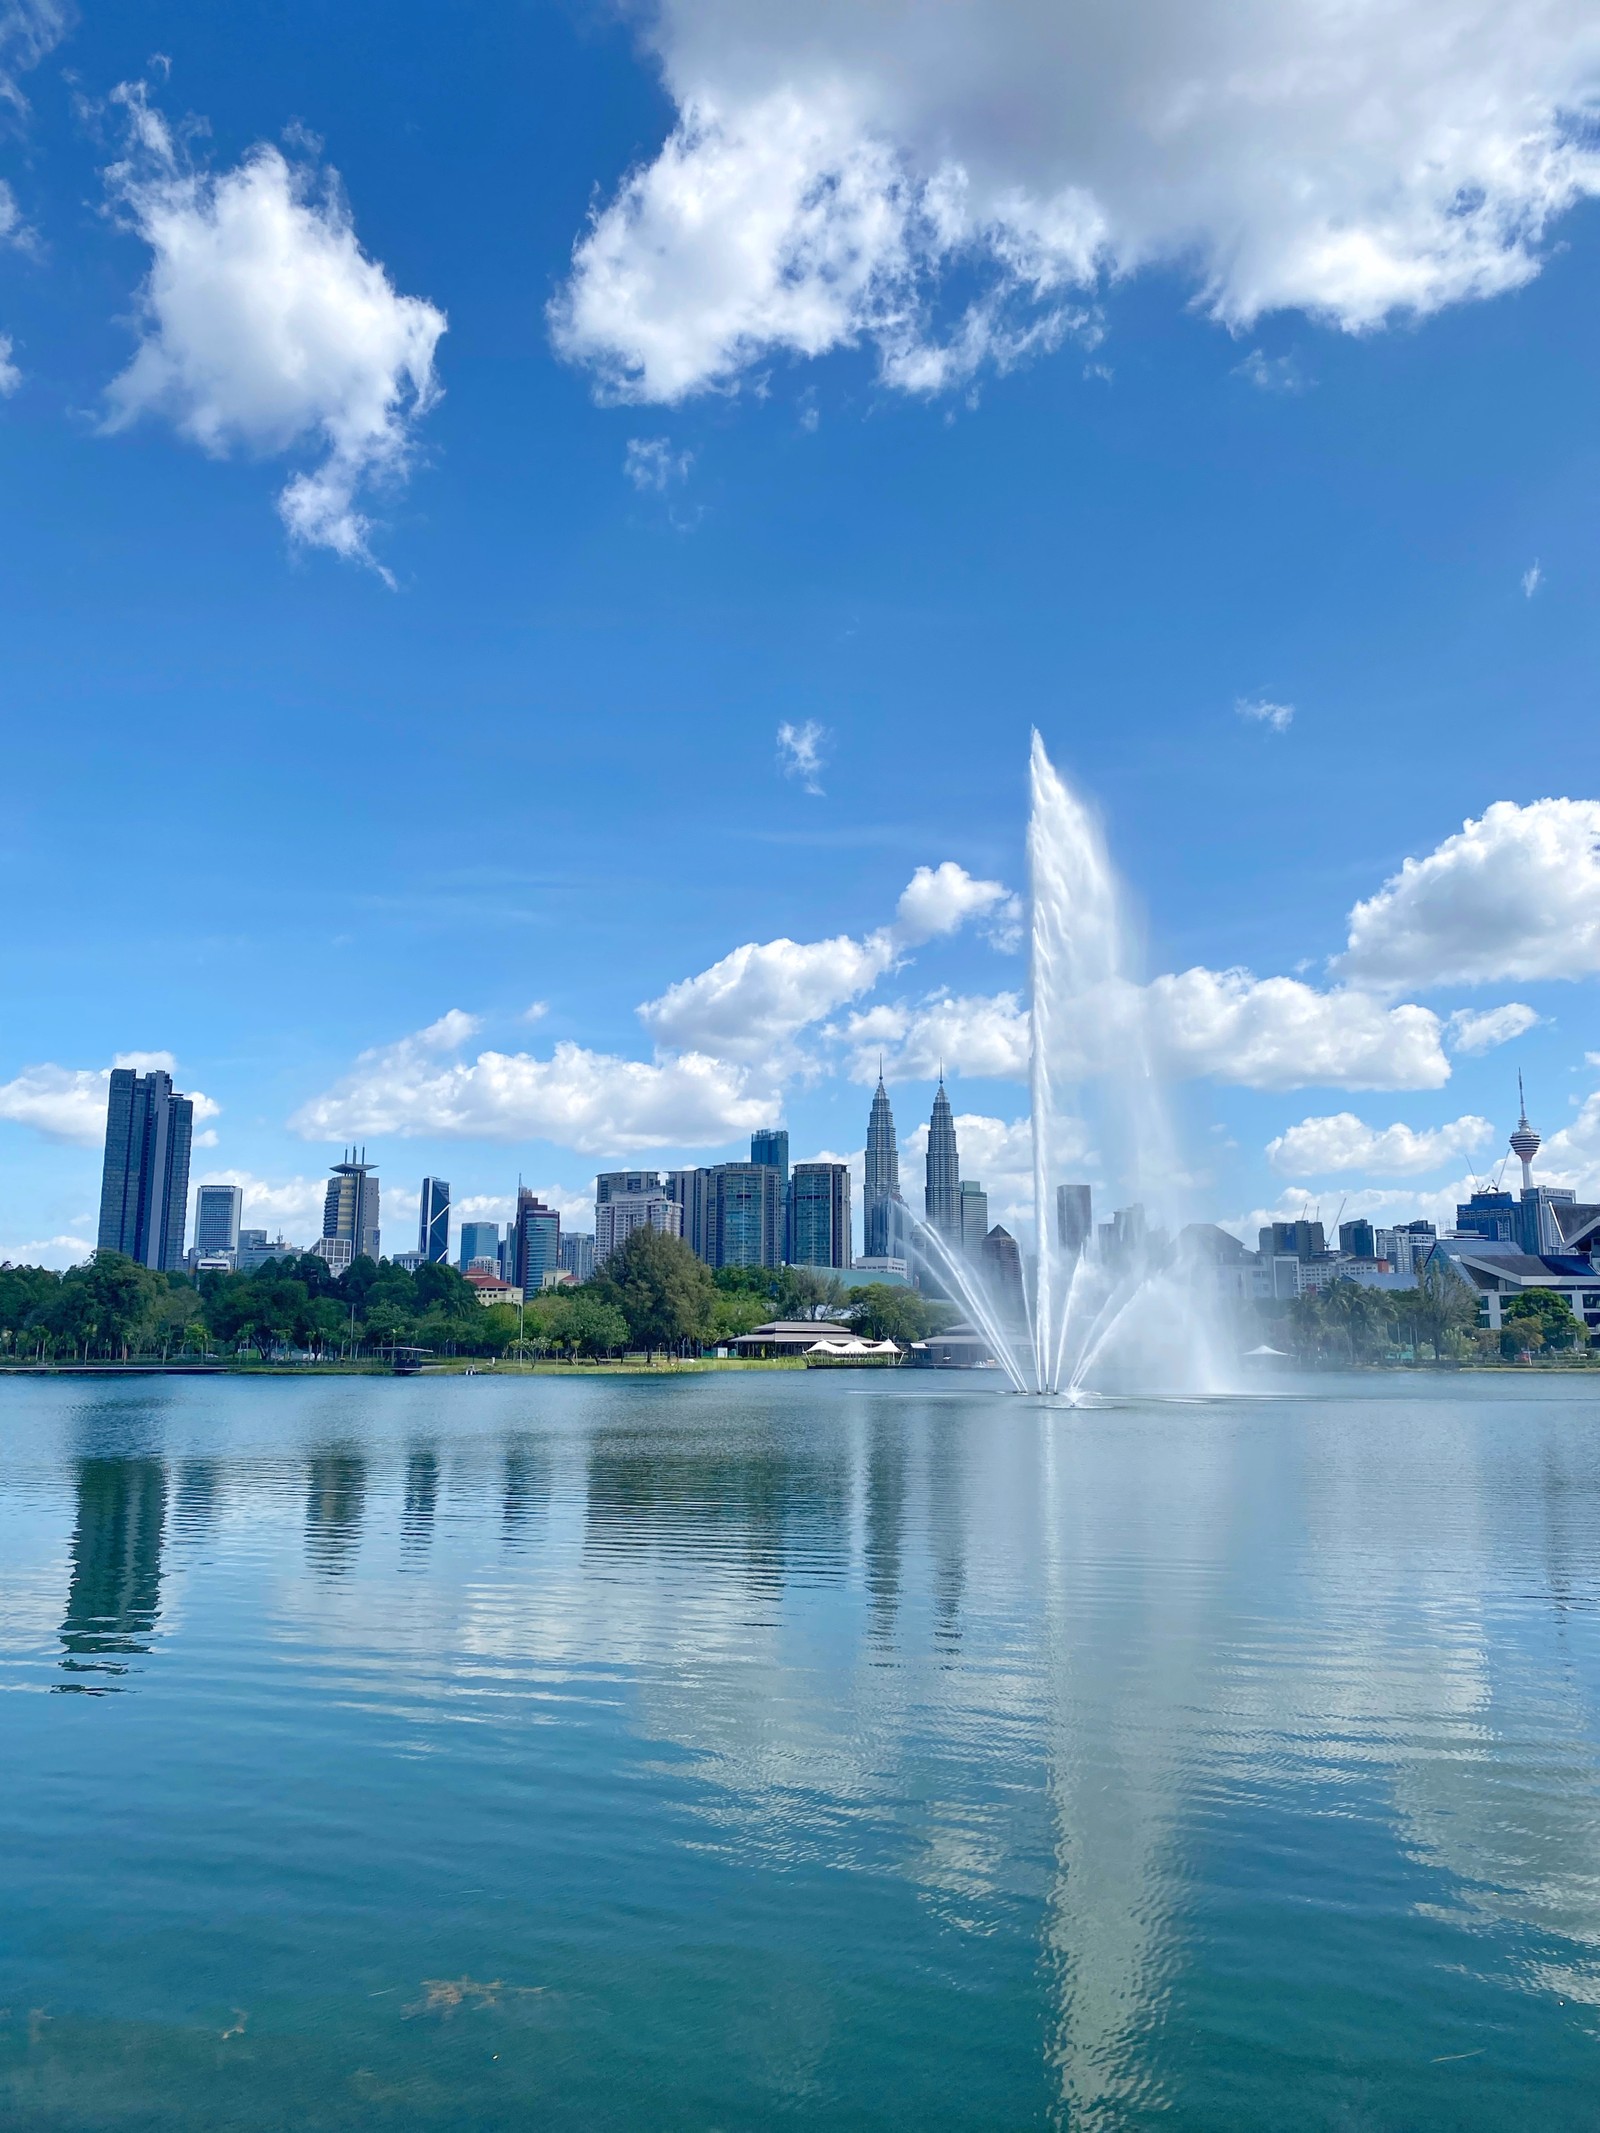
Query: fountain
906 734 1224 1400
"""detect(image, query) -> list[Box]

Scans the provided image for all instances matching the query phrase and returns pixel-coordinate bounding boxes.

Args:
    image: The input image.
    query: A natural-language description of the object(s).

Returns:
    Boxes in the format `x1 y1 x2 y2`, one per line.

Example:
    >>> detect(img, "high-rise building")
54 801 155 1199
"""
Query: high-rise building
194 1182 242 1259
981 1225 1026 1318
751 1128 791 1258
1339 1218 1378 1259
97 1067 195 1272
559 1232 596 1282
1258 1219 1325 1261
924 1079 961 1240
459 1221 500 1272
595 1188 681 1263
509 1189 561 1292
791 1162 852 1269
323 1151 380 1264
665 1168 711 1259
1057 1183 1092 1256
709 1163 785 1268
864 1074 901 1259
596 1170 665 1204
236 1230 294 1274
958 1180 988 1256
418 1178 450 1264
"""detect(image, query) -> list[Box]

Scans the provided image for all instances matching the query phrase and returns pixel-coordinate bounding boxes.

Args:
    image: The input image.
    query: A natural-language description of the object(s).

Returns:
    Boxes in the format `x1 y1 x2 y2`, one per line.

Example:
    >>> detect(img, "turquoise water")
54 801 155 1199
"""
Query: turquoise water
3 1372 1600 2129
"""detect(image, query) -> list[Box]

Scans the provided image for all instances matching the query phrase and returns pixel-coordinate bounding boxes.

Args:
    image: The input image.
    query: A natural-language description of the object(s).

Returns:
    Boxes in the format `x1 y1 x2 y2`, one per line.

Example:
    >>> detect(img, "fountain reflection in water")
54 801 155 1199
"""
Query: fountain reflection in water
909 734 1227 1400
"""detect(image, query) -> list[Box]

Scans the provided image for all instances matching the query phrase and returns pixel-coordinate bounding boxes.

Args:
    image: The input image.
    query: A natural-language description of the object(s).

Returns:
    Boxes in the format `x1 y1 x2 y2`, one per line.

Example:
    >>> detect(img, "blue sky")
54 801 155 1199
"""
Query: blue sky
2 0 1599 1263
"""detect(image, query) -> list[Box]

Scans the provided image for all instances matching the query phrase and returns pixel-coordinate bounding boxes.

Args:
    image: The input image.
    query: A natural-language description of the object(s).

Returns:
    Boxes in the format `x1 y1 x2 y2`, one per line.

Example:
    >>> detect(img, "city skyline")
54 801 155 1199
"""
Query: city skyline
0 3 1598 1267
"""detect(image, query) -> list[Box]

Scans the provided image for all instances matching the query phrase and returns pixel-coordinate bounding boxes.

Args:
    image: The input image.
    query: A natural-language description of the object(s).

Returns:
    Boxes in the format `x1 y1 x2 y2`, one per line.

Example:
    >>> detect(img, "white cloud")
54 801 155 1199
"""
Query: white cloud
625 436 693 490
639 859 1019 1067
0 0 69 115
893 861 1021 950
643 930 894 1065
290 1017 772 1155
1523 560 1543 597
1237 696 1294 732
102 86 446 577
551 0 1600 401
0 334 21 395
777 718 828 794
900 1109 1088 1228
0 1057 218 1146
1233 350 1306 395
850 969 1450 1091
0 1234 94 1271
1144 969 1449 1090
844 991 1031 1083
1446 1003 1540 1054
1541 1086 1600 1200
194 1168 327 1238
1336 799 1600 989
1265 1111 1494 1177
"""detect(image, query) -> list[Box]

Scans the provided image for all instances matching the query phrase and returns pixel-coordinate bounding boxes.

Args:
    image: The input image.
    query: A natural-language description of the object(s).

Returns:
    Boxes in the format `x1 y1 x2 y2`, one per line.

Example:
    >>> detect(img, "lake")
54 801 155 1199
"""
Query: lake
3 1369 1599 2129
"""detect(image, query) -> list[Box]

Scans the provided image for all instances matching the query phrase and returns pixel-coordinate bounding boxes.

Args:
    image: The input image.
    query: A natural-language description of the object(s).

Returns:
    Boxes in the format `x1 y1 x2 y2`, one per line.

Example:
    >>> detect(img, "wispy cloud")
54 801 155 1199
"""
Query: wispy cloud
777 718 829 795
624 436 692 492
1236 696 1294 733
1233 349 1308 394
1522 560 1543 597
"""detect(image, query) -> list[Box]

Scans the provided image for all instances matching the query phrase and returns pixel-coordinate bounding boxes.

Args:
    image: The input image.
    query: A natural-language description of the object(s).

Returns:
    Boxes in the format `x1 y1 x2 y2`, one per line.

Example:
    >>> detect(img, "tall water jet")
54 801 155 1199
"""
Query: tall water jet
905 734 1224 1399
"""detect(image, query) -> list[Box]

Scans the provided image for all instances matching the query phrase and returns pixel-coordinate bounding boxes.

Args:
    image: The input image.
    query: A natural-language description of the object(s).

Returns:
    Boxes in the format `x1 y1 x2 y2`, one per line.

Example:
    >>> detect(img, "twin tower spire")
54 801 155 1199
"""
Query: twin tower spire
864 1069 961 1256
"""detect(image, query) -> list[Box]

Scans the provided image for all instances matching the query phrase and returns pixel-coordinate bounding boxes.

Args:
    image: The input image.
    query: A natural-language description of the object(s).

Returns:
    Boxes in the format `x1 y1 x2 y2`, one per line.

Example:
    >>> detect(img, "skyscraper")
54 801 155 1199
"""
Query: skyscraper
751 1127 791 1259
559 1232 596 1282
418 1177 450 1264
322 1152 381 1264
1056 1183 1092 1257
924 1079 961 1240
459 1220 501 1272
509 1188 561 1292
595 1188 681 1263
708 1163 785 1268
194 1182 242 1258
958 1180 988 1255
791 1162 852 1268
864 1074 900 1258
97 1067 194 1272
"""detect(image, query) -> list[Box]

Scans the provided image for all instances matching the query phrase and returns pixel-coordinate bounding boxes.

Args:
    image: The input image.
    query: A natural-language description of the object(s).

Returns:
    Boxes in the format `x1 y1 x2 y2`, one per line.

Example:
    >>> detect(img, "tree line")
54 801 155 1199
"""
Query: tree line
0 1227 951 1364
1271 1274 1585 1366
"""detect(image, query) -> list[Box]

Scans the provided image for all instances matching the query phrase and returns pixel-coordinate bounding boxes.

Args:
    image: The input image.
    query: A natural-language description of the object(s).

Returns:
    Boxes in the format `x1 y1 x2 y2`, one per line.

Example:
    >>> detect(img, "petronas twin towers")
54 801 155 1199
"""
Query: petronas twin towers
864 1071 965 1258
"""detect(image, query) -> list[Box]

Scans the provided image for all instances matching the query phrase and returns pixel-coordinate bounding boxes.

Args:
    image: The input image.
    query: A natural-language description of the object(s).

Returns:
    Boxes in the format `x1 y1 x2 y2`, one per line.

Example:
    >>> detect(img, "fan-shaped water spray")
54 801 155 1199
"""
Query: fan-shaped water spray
908 735 1223 1399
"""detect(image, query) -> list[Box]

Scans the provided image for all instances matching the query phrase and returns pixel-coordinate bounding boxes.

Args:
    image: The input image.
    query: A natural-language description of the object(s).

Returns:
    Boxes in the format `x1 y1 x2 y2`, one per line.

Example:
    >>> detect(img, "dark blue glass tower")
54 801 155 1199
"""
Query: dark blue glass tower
97 1067 194 1272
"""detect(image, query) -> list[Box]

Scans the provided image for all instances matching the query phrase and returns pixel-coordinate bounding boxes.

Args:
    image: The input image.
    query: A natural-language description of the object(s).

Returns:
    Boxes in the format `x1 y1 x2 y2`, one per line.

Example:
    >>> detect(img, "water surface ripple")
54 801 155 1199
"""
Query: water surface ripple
3 1370 1599 2129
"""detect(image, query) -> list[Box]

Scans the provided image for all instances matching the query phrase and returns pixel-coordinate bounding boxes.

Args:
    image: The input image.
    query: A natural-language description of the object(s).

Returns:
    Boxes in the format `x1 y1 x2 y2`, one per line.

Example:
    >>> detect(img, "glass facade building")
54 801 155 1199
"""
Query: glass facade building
791 1162 852 1269
864 1076 900 1259
97 1067 195 1273
323 1153 381 1264
510 1189 561 1291
418 1177 450 1263
459 1221 501 1272
924 1080 961 1240
194 1183 243 1257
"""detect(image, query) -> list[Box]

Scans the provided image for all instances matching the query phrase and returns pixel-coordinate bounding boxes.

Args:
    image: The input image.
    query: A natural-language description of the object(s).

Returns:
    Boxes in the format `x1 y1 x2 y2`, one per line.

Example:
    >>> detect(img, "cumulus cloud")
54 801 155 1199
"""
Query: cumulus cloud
290 1015 772 1155
777 718 828 794
1541 1085 1600 1200
625 435 693 490
0 1055 218 1146
102 86 446 576
1265 1111 1494 1177
1236 696 1294 733
900 1109 1088 1227
893 861 1021 950
1446 1003 1540 1054
551 0 1600 401
850 969 1450 1091
639 859 1019 1067
193 1168 329 1238
1336 798 1600 989
0 1234 94 1271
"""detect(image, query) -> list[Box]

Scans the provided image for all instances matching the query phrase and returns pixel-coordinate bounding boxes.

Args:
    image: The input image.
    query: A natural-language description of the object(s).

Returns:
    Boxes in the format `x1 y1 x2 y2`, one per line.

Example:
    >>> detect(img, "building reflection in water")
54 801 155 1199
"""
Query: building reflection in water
583 1425 851 1594
400 1449 439 1566
925 1405 966 1653
863 1412 906 1647
58 1457 168 1690
170 1458 220 1547
502 1437 550 1549
305 1450 367 1576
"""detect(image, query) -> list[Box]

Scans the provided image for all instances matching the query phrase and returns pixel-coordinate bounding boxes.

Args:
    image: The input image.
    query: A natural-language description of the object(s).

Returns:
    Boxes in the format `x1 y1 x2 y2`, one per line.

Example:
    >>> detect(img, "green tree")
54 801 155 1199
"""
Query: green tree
596 1228 718 1353
709 1290 770 1343
1501 1288 1583 1355
844 1284 948 1345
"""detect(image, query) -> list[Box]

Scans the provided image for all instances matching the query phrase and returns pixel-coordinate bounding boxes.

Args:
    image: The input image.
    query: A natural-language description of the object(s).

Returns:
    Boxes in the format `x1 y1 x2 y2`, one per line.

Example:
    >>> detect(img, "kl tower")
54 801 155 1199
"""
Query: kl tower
1510 1073 1541 1191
